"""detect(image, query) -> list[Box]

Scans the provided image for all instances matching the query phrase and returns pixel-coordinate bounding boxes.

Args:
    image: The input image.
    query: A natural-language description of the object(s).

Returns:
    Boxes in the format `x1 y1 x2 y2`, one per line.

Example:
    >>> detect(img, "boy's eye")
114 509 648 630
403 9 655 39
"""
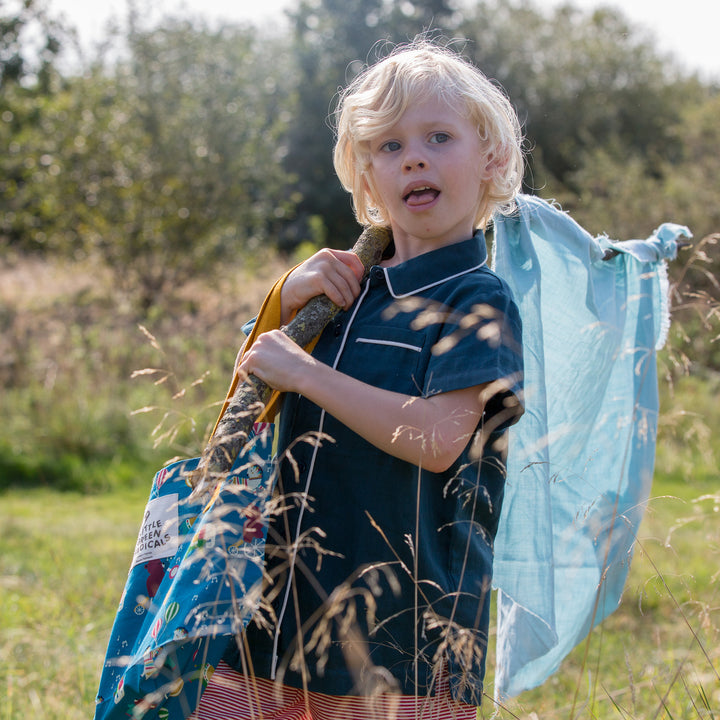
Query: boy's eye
380 140 401 153
430 132 450 144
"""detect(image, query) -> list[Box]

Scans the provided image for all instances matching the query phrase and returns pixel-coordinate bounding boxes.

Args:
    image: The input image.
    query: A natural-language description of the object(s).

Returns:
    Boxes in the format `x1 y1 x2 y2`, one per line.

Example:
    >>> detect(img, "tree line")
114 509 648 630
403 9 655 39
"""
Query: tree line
2 0 719 310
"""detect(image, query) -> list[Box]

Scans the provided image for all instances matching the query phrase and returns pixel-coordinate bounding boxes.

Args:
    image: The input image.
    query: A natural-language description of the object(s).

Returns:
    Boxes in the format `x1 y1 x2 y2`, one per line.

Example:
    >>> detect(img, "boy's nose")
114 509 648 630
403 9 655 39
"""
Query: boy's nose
402 140 427 171
404 158 426 171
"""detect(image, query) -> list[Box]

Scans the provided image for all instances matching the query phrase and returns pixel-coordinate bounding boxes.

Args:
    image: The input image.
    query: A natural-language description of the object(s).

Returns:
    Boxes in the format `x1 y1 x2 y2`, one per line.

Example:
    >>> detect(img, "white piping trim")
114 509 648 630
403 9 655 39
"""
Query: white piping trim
355 337 422 353
382 260 487 299
270 280 371 678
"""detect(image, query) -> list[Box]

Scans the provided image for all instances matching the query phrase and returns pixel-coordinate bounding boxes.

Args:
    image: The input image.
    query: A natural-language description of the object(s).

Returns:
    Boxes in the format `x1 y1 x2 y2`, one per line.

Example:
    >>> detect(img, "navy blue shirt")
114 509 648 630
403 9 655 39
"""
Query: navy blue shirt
226 232 524 704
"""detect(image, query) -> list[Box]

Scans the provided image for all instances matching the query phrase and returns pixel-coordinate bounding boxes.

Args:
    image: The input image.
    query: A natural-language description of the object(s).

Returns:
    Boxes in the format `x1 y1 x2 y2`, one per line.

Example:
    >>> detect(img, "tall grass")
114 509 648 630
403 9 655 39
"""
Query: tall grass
1 244 718 718
0 251 283 492
0 419 716 719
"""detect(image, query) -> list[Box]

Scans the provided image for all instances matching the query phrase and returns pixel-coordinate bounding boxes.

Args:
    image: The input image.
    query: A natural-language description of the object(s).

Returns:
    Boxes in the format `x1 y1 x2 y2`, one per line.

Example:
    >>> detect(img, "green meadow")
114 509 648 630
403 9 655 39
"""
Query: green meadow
3 0 720 715
1 254 718 719
1 395 718 719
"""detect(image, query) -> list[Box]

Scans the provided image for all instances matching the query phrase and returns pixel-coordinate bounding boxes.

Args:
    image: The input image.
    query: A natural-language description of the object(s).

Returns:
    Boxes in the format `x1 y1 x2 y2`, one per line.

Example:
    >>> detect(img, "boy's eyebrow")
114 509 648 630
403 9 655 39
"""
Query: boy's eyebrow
380 116 465 136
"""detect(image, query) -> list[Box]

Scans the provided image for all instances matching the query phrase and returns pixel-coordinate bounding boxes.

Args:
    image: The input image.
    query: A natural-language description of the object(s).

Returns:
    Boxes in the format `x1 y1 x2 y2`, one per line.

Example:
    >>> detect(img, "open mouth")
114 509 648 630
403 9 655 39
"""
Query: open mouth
404 186 440 207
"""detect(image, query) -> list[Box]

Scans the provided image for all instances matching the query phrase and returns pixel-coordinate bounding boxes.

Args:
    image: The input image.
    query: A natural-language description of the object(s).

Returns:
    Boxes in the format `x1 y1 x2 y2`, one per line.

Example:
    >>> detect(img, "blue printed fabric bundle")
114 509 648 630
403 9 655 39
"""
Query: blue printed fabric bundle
94 424 274 720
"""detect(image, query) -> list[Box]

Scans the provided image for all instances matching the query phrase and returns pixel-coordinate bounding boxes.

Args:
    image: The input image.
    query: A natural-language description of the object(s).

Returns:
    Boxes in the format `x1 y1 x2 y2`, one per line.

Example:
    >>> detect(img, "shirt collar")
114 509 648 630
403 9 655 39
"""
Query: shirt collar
379 231 488 298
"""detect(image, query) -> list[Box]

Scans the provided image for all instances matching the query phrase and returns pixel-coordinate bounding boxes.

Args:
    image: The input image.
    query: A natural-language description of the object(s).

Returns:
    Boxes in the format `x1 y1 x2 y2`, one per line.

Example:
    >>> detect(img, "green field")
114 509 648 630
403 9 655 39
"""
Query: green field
1 254 718 719
1 487 149 719
3 1 719 713
1 424 718 719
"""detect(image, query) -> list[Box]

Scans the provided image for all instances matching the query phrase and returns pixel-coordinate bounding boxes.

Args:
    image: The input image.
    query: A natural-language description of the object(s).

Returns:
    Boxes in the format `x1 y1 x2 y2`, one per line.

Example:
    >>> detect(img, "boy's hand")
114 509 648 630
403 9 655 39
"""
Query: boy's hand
281 249 365 324
239 329 316 394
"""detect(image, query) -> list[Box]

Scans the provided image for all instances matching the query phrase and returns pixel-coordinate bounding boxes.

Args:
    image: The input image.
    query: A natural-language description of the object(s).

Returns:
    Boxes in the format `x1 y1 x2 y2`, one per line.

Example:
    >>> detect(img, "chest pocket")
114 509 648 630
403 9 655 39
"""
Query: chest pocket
342 324 427 395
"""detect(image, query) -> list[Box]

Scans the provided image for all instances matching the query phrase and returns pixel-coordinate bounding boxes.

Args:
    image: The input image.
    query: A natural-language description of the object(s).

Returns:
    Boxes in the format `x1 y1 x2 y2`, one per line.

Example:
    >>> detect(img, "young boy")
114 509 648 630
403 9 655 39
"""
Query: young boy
198 40 525 718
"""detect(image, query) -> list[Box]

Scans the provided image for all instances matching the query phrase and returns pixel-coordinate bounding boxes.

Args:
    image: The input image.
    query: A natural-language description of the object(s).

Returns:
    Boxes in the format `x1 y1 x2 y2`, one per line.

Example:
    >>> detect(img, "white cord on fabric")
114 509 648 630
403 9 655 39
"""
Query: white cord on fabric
270 280 373 679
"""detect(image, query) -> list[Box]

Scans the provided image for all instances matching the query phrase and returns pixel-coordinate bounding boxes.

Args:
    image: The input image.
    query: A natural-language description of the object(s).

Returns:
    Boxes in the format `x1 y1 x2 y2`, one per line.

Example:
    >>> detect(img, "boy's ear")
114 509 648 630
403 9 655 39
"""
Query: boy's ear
482 149 509 180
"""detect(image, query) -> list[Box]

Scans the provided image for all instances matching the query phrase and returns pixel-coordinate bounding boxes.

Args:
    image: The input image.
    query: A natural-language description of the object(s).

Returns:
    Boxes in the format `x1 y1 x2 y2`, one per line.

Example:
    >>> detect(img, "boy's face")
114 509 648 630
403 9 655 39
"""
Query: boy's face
366 94 485 260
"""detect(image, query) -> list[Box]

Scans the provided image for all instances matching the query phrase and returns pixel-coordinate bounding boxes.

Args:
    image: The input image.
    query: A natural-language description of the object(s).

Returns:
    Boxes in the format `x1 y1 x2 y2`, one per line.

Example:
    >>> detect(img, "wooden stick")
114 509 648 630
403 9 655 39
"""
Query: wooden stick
190 225 392 496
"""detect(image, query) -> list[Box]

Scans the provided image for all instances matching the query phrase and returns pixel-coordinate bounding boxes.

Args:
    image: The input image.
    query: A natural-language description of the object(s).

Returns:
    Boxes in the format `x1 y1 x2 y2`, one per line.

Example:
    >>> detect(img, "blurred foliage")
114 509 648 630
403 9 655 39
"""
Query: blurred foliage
2 10 297 307
461 2 693 189
0 0 718 326
1 0 70 90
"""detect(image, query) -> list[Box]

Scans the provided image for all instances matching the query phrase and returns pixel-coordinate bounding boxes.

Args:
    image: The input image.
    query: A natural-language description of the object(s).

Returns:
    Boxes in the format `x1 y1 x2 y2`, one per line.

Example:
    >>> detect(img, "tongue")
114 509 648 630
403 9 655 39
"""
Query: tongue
406 189 439 206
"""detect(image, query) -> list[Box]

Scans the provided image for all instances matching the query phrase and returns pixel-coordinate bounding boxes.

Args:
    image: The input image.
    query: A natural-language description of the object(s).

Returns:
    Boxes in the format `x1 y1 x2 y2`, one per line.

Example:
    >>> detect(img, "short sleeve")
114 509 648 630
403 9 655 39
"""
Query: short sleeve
424 274 524 429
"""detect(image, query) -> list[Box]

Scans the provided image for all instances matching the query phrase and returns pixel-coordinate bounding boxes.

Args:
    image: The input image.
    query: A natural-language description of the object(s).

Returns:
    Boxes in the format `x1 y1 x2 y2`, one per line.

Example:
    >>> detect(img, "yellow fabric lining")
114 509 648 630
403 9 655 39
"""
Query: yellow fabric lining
210 266 321 436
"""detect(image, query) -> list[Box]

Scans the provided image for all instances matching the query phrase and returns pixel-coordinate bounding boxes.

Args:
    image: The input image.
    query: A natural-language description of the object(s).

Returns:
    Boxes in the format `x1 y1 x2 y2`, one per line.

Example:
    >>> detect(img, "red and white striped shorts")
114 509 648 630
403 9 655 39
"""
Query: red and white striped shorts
190 661 478 720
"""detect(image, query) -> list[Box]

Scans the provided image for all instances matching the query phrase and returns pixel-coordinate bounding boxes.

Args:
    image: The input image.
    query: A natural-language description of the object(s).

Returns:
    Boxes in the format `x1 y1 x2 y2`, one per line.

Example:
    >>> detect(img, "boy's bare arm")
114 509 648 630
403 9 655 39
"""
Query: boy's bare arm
240 329 486 473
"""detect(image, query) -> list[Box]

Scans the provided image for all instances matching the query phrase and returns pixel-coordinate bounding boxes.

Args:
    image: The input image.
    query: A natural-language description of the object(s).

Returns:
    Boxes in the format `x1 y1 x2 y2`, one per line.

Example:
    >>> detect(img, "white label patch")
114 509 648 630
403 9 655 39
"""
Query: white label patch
131 494 179 568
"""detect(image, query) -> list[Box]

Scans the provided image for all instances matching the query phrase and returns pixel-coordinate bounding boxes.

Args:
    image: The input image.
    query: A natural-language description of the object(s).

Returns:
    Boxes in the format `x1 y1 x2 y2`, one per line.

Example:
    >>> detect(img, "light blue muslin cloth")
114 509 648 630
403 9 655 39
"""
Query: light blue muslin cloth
491 194 691 698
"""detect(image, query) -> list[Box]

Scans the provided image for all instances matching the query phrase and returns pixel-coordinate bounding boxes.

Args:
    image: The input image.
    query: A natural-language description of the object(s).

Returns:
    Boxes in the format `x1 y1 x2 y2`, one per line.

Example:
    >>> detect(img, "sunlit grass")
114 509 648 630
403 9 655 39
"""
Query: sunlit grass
481 484 720 718
1 252 718 718
0 487 148 719
1 460 717 719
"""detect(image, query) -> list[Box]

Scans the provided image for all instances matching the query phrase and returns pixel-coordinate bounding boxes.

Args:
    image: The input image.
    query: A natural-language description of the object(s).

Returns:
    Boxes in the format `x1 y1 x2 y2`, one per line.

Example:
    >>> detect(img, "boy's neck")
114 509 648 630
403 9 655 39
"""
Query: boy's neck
381 227 478 266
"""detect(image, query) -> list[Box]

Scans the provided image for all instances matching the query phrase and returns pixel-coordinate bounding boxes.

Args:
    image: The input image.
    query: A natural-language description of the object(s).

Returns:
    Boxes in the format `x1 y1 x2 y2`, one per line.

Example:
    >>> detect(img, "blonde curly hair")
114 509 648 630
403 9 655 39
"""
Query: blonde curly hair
333 40 524 229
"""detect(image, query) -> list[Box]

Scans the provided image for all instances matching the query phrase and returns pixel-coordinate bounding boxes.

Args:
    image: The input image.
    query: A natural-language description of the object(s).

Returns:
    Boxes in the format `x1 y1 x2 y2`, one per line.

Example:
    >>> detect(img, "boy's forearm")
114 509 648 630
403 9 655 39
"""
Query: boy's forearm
295 359 484 473
238 329 486 471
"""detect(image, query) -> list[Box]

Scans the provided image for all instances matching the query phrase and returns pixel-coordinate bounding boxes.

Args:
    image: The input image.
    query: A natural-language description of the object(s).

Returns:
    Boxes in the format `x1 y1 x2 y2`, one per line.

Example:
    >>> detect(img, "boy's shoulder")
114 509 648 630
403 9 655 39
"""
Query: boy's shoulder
432 252 514 294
